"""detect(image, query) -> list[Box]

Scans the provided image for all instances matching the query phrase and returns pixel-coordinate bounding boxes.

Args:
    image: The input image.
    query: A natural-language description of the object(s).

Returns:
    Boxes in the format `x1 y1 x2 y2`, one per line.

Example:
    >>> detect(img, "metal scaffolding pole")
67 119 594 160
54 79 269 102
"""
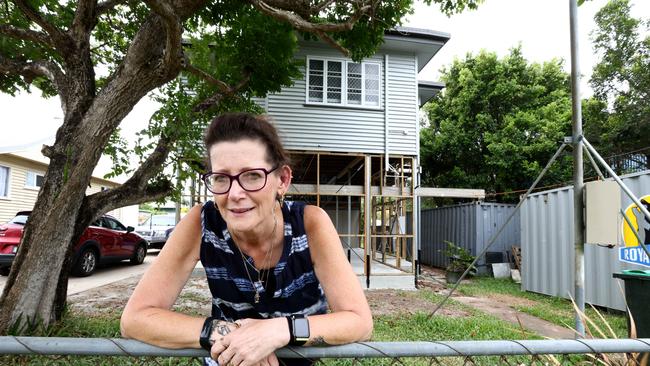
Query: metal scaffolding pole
0 337 649 358
569 0 585 338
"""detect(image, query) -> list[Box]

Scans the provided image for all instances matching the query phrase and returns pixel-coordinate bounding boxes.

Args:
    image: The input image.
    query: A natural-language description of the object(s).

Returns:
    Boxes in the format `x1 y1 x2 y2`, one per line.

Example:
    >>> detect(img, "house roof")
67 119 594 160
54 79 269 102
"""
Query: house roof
418 80 445 107
382 26 450 73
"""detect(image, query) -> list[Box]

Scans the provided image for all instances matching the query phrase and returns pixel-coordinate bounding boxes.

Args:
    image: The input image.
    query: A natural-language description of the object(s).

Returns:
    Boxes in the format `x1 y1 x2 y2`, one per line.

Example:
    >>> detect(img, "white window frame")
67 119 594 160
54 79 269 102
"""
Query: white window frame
25 171 45 190
305 56 382 109
0 165 10 199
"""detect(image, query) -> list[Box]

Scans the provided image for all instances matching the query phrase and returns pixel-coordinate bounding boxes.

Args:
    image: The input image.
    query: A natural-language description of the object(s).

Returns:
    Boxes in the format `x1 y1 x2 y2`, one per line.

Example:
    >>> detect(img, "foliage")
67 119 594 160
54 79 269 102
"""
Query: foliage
587 0 650 159
420 47 574 202
442 241 476 273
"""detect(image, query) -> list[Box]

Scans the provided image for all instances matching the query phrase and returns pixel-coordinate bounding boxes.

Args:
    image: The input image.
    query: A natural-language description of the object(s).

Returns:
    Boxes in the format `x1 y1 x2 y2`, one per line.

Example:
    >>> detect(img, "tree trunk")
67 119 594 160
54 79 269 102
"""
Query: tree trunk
0 14 185 333
0 147 90 332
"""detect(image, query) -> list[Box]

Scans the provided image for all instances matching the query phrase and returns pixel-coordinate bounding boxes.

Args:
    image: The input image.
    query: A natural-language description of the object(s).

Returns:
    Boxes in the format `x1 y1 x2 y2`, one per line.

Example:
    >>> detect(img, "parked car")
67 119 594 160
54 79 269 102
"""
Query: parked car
136 213 176 249
0 211 148 277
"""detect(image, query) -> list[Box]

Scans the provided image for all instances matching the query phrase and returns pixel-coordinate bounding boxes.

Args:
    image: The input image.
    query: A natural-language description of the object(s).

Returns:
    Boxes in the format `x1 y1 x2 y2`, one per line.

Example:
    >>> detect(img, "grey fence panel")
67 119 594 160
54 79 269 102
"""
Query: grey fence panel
419 202 519 273
521 170 650 311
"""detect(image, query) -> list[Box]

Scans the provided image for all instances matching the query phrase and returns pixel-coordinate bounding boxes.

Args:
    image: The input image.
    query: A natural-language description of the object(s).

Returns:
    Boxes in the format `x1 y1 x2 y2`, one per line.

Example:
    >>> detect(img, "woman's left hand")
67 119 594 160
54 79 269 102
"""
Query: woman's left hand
210 318 289 366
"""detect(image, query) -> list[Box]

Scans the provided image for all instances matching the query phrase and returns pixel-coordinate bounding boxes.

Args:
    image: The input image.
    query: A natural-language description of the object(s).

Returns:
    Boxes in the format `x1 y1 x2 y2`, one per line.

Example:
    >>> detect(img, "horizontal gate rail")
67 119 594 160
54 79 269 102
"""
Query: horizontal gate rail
0 337 649 358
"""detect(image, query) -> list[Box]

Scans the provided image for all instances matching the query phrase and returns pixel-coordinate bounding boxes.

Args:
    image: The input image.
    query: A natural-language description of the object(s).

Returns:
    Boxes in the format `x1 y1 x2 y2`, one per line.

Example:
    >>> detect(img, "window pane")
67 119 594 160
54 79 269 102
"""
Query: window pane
364 64 380 106
36 174 44 187
308 60 324 102
347 62 362 105
109 218 126 231
0 166 8 197
327 61 342 103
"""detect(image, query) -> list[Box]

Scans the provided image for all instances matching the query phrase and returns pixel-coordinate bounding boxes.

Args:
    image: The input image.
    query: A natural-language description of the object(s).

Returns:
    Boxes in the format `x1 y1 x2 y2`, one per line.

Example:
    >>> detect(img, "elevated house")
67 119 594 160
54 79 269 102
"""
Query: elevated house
191 27 485 288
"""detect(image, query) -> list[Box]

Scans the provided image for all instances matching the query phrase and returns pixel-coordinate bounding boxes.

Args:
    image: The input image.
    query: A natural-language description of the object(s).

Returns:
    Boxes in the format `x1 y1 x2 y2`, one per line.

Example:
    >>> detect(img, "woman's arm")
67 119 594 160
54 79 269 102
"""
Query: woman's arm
303 204 373 345
120 204 209 349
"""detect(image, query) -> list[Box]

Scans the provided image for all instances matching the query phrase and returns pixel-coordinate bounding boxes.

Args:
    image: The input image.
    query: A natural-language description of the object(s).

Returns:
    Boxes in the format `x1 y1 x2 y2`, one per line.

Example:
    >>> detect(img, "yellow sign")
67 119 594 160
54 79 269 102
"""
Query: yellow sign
620 195 650 267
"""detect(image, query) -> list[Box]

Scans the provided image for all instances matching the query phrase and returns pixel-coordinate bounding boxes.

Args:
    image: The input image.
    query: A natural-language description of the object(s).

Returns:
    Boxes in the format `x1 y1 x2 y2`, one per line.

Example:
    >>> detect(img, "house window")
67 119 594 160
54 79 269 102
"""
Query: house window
26 171 44 188
0 166 9 198
307 58 381 108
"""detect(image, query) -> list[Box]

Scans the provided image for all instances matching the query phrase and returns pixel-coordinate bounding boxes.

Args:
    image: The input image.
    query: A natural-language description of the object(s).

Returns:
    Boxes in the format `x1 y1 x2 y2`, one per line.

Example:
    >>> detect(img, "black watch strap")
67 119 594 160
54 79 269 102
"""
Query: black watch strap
286 314 309 346
199 317 214 351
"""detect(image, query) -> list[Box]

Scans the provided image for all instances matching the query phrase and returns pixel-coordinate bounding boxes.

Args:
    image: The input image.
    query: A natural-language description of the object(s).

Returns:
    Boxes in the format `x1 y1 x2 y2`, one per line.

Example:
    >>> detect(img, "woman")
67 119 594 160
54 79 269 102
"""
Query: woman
121 113 373 366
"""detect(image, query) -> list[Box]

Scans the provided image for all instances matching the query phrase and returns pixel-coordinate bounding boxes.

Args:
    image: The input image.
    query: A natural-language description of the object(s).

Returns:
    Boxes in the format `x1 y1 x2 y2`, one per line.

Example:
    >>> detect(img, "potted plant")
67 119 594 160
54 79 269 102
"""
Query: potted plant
442 241 477 284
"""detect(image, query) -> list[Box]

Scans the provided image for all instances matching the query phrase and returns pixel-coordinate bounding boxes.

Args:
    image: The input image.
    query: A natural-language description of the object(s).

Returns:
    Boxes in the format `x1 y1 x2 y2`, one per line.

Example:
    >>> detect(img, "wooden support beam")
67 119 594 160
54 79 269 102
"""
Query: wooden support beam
415 187 486 199
364 155 371 277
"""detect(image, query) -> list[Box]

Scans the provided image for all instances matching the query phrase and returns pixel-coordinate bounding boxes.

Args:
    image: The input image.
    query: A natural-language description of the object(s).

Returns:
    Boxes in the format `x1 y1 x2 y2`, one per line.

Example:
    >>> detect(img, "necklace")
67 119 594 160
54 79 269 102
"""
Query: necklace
235 211 278 304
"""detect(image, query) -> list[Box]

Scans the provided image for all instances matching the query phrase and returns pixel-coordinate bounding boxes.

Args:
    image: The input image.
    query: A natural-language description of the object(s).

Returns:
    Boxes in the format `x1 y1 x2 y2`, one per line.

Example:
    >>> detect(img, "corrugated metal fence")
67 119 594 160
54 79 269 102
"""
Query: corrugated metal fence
521 170 650 311
418 202 520 273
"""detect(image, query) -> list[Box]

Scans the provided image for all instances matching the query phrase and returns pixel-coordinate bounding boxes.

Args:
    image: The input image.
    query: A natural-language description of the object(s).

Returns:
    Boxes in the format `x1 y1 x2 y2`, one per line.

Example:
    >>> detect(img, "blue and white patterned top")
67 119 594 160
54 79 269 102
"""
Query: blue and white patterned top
200 200 327 366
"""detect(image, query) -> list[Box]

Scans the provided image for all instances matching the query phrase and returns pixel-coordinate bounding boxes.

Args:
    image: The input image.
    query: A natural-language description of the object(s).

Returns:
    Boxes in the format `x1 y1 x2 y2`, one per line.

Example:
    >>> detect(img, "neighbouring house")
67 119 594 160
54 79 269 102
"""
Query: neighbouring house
0 150 138 225
187 27 485 288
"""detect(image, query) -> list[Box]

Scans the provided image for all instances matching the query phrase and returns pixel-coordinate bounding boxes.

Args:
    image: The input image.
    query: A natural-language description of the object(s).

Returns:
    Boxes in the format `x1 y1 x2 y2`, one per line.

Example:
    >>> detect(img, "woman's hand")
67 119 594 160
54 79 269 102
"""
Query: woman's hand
210 318 289 366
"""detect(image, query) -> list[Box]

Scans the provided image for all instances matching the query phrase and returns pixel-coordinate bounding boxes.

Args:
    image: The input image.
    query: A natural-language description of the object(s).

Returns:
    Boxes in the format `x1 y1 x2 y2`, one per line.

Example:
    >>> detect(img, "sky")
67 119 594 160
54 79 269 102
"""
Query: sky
1 0 649 161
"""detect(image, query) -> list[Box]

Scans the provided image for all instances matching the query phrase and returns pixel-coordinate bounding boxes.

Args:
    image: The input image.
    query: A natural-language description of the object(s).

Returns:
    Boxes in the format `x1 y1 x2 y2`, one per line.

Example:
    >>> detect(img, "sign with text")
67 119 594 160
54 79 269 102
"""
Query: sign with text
620 195 650 268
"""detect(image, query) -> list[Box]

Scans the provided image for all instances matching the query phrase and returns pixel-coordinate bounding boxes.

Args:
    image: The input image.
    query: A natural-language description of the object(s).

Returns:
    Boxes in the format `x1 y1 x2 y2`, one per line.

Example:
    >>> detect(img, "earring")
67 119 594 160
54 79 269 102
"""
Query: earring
277 192 285 207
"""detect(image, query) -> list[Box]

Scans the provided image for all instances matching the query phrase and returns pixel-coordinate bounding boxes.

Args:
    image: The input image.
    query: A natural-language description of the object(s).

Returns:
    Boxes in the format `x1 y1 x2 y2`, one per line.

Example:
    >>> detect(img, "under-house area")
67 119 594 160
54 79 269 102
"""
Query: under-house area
286 151 417 289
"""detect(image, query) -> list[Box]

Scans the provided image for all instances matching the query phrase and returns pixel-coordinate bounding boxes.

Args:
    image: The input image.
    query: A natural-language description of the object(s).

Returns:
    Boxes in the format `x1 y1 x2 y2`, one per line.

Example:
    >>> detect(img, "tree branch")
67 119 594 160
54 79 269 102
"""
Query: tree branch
0 24 53 47
96 0 128 15
71 0 99 39
142 0 182 75
249 0 372 56
193 70 252 112
311 0 336 14
84 179 173 223
84 133 174 216
183 59 231 92
0 55 66 89
12 0 69 47
315 30 350 57
250 0 369 32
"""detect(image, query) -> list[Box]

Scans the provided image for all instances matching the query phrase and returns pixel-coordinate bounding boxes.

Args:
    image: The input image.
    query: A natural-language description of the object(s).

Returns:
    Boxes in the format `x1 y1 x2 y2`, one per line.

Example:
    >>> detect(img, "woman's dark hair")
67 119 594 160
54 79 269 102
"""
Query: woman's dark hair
204 112 291 171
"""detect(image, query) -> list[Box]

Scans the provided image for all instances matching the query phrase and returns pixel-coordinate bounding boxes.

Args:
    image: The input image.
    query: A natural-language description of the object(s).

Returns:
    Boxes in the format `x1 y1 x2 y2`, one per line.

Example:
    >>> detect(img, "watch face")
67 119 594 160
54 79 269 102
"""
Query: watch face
293 318 310 339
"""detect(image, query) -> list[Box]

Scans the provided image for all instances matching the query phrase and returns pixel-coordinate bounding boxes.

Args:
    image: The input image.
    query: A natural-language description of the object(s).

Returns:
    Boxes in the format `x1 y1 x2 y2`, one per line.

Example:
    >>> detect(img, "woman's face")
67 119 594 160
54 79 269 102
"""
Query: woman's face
208 139 290 234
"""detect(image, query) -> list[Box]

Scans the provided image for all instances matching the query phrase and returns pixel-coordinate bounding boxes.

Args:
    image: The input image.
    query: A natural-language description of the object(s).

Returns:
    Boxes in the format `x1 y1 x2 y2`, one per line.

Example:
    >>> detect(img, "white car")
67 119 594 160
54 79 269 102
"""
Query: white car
136 214 176 249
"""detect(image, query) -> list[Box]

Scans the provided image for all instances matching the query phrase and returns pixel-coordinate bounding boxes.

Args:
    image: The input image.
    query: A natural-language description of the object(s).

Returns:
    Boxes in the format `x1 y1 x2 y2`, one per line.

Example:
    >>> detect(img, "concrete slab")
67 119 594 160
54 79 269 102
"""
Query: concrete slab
347 248 415 290
492 263 511 279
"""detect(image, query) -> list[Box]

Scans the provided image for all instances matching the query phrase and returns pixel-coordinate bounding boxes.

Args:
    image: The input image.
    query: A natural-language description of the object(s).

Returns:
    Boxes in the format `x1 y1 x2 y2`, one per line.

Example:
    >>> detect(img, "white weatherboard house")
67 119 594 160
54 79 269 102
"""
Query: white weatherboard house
192 27 485 288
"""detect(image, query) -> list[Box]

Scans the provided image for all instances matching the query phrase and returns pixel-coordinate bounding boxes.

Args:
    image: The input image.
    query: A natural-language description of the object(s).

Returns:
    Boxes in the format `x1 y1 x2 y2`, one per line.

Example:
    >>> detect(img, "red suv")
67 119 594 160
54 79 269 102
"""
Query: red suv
0 211 148 277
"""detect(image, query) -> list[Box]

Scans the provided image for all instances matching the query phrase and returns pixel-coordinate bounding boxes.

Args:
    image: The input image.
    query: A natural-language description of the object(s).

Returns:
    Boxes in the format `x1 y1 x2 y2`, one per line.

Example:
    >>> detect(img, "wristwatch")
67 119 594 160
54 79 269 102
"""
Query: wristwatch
286 314 310 346
199 317 215 351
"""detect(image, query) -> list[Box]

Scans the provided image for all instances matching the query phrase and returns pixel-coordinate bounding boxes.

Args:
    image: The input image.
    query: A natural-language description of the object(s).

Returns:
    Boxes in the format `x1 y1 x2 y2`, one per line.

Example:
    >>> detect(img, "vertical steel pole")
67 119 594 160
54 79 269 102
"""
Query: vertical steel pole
569 0 585 338
364 155 372 288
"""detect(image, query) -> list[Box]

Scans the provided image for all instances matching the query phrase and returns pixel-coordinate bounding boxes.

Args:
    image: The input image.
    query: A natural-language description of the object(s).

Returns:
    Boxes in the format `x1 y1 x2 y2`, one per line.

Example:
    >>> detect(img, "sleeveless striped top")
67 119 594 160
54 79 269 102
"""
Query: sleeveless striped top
200 200 327 365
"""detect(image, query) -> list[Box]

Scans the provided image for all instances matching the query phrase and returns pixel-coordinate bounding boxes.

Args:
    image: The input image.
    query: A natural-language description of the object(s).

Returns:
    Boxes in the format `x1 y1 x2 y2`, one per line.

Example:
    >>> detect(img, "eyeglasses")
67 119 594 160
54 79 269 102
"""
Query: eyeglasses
202 166 278 194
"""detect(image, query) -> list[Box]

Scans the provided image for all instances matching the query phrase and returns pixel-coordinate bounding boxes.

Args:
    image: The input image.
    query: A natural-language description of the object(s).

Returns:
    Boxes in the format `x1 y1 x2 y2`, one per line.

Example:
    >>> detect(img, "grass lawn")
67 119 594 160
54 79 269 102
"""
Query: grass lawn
0 279 629 365
457 276 629 339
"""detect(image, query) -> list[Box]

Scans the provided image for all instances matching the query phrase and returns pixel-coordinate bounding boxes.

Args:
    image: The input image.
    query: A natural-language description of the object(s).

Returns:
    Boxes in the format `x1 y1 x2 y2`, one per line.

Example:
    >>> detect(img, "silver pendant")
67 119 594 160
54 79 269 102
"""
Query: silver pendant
254 292 260 303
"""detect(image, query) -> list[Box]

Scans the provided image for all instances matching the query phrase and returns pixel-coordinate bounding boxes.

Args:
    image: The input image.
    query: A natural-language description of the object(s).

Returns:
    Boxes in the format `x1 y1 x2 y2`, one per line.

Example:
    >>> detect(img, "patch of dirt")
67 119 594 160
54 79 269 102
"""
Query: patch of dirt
68 271 469 318
484 293 537 309
68 275 212 316
364 289 469 318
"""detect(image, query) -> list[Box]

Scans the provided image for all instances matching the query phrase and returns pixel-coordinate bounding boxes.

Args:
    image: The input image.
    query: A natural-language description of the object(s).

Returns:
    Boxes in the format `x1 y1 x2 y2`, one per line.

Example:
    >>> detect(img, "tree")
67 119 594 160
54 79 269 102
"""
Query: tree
588 0 650 165
0 0 483 333
420 48 573 201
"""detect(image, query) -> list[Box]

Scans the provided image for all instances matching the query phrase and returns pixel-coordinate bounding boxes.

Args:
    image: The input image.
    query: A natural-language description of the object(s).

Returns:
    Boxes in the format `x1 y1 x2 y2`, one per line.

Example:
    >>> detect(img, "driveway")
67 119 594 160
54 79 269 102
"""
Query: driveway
0 251 159 295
